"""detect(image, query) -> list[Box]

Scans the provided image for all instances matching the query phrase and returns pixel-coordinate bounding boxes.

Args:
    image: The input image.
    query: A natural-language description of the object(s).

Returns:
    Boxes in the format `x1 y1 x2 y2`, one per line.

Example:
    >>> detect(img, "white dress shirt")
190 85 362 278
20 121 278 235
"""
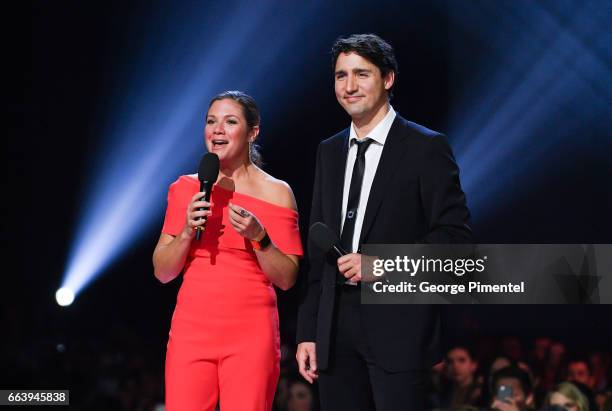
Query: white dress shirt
341 105 397 253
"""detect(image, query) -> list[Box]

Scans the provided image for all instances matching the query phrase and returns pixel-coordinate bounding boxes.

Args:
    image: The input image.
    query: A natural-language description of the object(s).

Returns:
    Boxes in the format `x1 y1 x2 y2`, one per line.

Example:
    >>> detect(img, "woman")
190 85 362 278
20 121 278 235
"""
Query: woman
545 382 589 411
153 91 302 411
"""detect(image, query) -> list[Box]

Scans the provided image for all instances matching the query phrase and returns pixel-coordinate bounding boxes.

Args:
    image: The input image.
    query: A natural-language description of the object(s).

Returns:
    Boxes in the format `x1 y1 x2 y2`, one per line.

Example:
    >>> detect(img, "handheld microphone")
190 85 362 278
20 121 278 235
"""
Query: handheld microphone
309 222 347 257
195 152 220 240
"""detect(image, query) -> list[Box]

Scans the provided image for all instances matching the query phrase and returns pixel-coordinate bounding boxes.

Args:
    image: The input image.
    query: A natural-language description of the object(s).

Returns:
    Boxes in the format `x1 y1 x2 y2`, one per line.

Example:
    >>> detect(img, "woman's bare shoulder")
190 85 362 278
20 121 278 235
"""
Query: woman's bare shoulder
257 171 297 210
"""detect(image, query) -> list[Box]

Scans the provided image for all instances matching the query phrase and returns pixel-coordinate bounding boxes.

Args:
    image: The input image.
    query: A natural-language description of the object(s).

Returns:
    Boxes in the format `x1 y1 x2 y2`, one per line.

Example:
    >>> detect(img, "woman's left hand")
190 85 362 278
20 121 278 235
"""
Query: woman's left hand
228 203 265 241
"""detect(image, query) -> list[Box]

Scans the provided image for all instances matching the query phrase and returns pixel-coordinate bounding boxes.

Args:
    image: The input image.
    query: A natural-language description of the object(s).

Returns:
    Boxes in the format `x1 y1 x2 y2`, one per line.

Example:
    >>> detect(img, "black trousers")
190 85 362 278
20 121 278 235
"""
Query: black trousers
318 284 427 411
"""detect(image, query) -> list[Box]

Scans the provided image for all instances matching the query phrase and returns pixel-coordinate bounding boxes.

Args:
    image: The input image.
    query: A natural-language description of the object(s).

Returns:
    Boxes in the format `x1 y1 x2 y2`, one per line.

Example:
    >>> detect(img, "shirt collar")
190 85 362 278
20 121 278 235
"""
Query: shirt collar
349 105 396 146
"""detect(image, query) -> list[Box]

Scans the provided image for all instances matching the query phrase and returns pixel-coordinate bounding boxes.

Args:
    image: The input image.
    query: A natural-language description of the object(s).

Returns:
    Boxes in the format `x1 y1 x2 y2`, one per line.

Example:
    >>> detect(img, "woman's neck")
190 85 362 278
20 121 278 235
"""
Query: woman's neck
219 159 254 184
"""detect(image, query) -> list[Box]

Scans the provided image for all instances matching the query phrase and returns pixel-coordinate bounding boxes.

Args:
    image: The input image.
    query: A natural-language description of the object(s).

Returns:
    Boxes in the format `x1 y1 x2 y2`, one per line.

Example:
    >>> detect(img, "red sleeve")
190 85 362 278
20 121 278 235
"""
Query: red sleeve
161 177 191 236
264 210 303 257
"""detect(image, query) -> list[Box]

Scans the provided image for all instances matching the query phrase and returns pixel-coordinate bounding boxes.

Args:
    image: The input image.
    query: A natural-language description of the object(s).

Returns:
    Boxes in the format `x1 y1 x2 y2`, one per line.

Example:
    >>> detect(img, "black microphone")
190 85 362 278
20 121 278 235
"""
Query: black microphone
195 152 220 240
309 222 347 257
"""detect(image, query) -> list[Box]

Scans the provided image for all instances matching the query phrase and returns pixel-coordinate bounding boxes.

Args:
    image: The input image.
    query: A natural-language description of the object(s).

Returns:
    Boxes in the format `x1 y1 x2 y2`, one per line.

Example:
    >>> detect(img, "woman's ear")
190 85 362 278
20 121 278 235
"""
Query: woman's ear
249 125 260 143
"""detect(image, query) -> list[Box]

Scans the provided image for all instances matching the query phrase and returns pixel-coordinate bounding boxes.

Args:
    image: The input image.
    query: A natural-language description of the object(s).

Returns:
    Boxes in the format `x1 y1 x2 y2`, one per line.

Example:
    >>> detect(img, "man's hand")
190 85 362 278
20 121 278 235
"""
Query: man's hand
337 253 379 283
296 342 318 383
337 253 362 283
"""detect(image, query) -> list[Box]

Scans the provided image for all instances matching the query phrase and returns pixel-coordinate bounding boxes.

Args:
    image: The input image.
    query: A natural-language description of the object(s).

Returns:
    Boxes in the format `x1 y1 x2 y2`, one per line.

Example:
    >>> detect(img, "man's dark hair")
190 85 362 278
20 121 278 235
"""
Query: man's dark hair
567 357 593 375
331 33 398 96
447 344 478 362
491 366 533 397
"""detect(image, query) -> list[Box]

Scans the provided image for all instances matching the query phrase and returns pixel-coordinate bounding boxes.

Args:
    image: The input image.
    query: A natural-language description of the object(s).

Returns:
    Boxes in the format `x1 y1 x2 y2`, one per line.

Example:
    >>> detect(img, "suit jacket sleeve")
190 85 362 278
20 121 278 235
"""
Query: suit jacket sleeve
419 134 472 243
296 144 324 343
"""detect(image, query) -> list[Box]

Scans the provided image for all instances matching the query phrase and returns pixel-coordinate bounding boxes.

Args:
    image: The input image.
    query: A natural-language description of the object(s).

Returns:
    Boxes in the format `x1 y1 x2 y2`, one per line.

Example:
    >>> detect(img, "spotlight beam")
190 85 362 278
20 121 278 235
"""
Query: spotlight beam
447 0 611 218
61 1 326 298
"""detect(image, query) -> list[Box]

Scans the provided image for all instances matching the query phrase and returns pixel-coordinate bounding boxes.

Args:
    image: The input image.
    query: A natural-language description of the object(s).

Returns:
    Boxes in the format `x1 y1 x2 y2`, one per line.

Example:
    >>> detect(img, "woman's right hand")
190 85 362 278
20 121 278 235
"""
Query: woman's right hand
181 192 212 239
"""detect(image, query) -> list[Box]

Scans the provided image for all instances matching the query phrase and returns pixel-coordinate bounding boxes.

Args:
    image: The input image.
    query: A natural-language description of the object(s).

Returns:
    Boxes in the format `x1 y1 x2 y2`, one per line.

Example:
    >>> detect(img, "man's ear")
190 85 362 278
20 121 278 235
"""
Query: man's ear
384 71 395 91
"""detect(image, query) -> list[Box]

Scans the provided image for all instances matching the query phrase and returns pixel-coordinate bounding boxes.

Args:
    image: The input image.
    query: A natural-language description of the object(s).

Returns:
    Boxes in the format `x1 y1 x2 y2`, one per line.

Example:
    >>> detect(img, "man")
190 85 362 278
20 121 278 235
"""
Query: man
442 345 482 409
566 358 598 411
296 33 471 410
567 359 594 390
447 346 479 389
490 366 534 411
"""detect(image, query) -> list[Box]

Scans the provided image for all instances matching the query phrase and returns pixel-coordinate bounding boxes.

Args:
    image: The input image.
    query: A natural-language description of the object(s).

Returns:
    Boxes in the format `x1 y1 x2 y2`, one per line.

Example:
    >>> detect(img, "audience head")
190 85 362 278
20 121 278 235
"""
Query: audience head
501 336 523 361
532 337 552 362
446 345 478 387
490 355 513 375
490 366 534 411
567 359 593 389
548 342 567 367
545 382 589 411
286 380 313 411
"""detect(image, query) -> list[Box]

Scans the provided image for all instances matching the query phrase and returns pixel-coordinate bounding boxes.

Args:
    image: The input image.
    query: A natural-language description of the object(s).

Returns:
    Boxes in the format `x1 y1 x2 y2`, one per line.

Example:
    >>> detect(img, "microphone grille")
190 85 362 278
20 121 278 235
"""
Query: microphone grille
309 222 338 252
198 152 220 182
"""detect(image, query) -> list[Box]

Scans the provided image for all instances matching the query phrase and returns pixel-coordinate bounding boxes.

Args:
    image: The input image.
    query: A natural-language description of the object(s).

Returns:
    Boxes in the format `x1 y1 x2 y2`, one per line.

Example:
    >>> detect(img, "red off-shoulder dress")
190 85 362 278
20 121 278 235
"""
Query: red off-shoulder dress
161 175 303 411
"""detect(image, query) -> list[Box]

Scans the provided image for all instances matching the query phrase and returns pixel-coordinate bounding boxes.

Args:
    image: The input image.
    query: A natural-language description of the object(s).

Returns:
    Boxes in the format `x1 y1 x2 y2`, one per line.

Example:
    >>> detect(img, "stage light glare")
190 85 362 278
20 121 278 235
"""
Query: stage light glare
60 1 326 298
56 287 75 307
447 0 611 219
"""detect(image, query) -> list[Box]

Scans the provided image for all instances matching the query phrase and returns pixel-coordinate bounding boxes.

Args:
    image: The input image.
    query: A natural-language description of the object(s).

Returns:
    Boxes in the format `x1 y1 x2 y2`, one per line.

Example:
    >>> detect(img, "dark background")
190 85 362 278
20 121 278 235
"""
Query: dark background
4 0 611 401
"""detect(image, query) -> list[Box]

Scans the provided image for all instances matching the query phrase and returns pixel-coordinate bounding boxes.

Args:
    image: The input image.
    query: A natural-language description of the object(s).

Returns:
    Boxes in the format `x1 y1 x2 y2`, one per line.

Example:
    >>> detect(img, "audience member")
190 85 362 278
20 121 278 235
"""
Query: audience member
545 382 589 411
286 380 314 411
436 345 483 410
490 366 534 411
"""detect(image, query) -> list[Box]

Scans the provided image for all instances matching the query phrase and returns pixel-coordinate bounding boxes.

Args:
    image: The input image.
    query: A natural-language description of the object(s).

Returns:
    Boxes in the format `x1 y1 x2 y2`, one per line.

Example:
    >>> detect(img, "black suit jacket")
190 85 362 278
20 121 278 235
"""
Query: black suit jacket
296 114 472 372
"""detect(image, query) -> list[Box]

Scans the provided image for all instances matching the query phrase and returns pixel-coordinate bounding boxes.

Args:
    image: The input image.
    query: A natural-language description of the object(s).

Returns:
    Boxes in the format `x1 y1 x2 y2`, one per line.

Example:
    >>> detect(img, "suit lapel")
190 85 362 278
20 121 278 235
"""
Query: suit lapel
359 116 409 244
326 130 349 237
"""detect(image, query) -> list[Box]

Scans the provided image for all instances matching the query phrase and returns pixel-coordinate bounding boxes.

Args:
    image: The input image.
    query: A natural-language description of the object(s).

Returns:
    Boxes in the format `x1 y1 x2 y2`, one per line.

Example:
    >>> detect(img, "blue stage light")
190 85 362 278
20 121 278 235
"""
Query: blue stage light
447 0 611 219
56 287 75 307
60 1 327 299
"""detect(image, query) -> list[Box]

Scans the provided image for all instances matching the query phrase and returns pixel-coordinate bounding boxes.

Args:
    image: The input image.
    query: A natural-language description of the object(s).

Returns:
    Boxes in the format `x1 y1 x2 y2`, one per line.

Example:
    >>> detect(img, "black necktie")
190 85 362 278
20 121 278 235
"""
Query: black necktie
340 138 374 253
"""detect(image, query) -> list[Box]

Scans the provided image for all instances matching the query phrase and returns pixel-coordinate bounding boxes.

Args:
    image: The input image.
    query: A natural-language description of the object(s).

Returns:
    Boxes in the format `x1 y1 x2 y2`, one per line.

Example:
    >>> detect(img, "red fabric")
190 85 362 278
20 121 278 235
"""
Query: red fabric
162 175 302 411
